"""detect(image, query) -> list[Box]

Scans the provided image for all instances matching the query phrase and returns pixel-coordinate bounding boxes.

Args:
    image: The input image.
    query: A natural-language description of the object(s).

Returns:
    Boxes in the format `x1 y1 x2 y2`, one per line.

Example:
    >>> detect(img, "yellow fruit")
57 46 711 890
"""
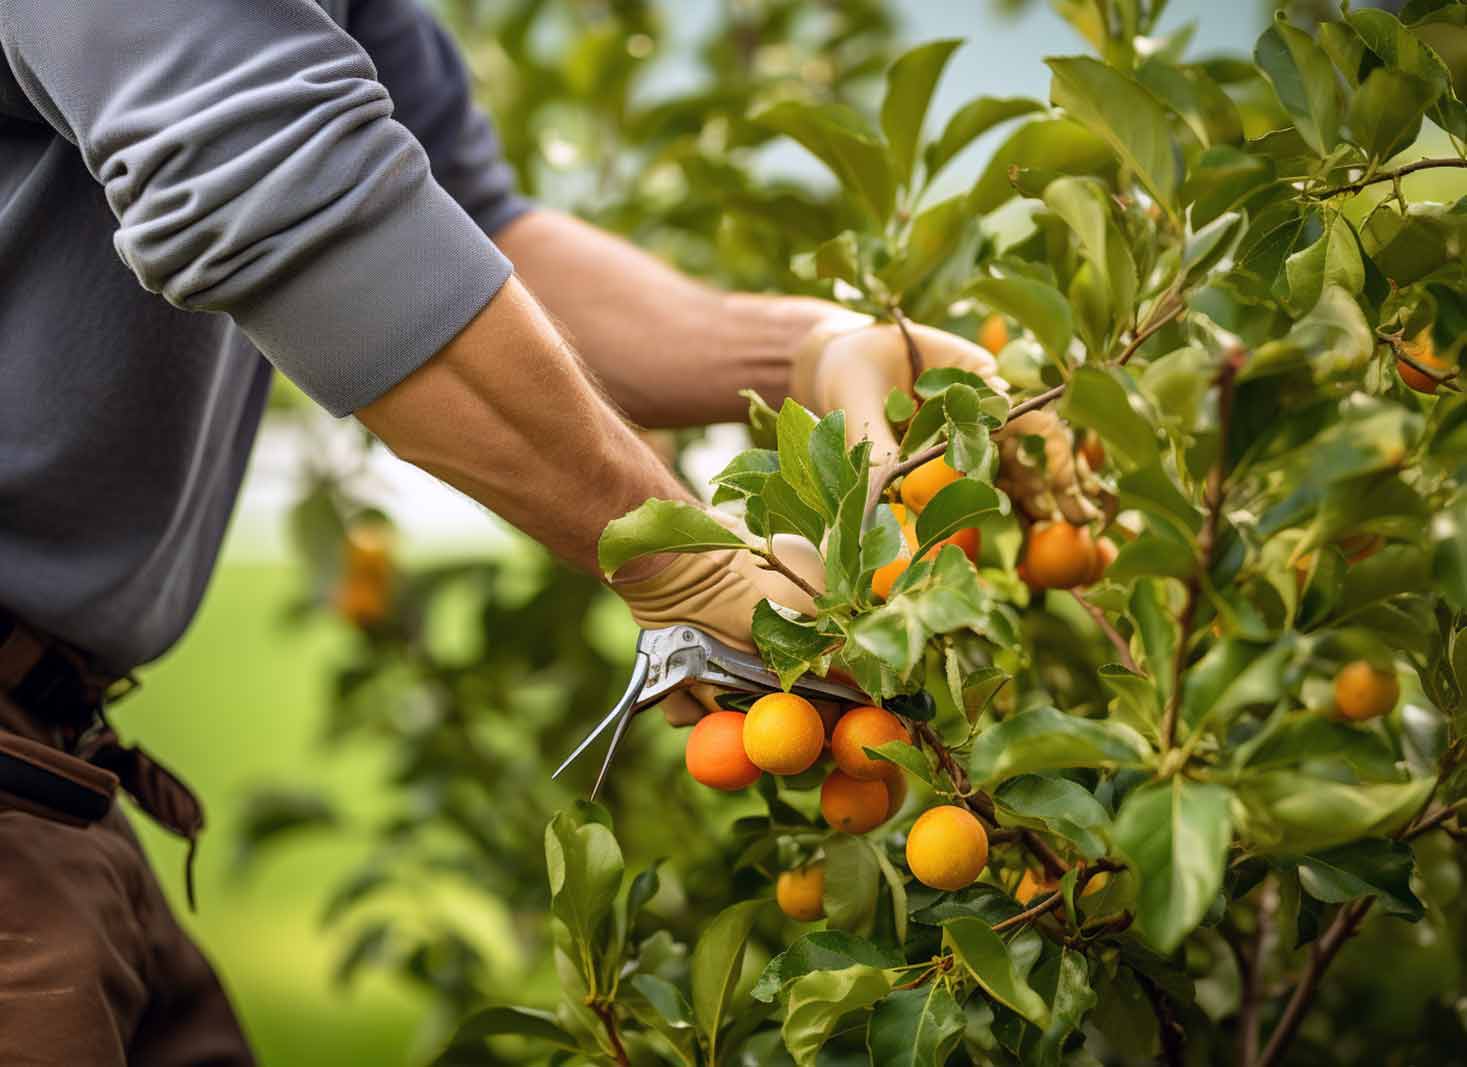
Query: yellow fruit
1021 522 1098 590
1014 865 1108 904
820 770 892 834
1397 329 1451 394
685 712 762 791
831 706 910 781
776 865 826 922
900 458 962 514
906 805 989 891
979 314 1009 355
871 556 910 602
1334 660 1400 722
743 693 825 775
333 522 395 627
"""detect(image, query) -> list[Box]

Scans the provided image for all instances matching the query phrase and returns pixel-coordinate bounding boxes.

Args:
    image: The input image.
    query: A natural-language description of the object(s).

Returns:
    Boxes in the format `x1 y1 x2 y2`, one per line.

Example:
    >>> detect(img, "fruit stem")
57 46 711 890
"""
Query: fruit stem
591 1002 631 1067
888 305 925 389
1069 589 1140 674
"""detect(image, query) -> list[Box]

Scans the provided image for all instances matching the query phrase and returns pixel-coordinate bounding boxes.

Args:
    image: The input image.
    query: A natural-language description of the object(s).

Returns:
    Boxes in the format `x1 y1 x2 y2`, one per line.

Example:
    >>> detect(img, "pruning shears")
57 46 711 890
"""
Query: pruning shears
552 624 868 799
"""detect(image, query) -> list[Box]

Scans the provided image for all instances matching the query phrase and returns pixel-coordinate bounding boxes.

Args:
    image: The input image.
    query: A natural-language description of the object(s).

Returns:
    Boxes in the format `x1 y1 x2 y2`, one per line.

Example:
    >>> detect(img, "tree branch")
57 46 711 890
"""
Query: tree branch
755 550 822 601
1118 295 1185 367
1070 589 1140 674
890 306 925 388
592 1002 631 1067
1254 898 1371 1067
1231 879 1275 1067
1135 969 1187 1067
1308 156 1467 199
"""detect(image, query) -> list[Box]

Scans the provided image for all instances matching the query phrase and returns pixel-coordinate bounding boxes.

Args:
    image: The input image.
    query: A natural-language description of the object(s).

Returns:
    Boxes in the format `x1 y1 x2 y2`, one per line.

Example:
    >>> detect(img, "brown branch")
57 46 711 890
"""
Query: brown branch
1404 802 1462 840
1380 333 1462 392
1254 897 1371 1067
991 860 1126 934
755 550 822 602
890 306 925 388
1070 589 1140 674
1160 344 1244 753
1135 969 1187 1067
1308 156 1467 199
1118 295 1185 367
1231 879 1275 1067
592 1003 631 1067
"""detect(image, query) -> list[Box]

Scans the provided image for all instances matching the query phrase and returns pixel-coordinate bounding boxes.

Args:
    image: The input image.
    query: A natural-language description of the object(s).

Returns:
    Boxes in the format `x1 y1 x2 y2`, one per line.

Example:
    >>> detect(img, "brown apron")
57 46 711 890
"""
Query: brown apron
0 613 255 1066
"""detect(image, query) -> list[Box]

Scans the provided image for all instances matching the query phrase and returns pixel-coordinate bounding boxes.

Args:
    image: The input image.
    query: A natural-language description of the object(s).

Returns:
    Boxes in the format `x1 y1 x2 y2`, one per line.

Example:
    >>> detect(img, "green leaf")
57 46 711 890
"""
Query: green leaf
776 399 831 518
966 276 1074 364
690 900 766 1058
753 99 895 222
545 810 625 990
1044 177 1139 334
913 479 1005 561
760 473 827 545
994 774 1113 860
866 984 966 1067
969 117 1115 214
883 195 971 294
1246 285 1374 382
753 932 904 1004
1047 56 1180 212
752 600 836 690
1254 17 1342 156
942 384 996 476
1113 780 1232 955
823 834 883 935
968 706 1154 786
864 740 936 787
438 1006 579 1055
1237 774 1433 853
781 966 893 1067
943 917 1050 1025
1182 211 1246 287
1349 6 1466 140
1431 488 1467 613
885 388 918 425
1298 838 1424 920
882 39 964 186
1234 710 1399 780
926 96 1045 178
1060 366 1160 470
1179 637 1296 736
793 230 863 286
1033 950 1098 1067
1107 533 1196 581
624 974 697 1061
1349 67 1435 163
598 500 747 576
710 449 780 501
1285 213 1364 314
1117 462 1204 539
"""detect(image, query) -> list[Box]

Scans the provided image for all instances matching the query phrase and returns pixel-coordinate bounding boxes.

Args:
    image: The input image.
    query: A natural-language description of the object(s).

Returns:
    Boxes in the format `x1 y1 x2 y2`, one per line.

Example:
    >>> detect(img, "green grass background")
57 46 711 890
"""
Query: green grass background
120 563 427 1066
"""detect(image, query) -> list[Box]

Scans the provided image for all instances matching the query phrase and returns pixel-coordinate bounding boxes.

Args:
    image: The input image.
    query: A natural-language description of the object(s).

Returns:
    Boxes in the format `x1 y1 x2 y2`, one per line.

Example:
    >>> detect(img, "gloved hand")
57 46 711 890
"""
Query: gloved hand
612 529 825 725
790 315 1106 524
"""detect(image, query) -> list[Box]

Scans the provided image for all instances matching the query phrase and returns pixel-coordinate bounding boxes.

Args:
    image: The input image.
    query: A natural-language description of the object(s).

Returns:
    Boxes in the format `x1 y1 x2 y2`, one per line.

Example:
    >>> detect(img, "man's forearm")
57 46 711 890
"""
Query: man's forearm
496 209 849 427
357 276 689 576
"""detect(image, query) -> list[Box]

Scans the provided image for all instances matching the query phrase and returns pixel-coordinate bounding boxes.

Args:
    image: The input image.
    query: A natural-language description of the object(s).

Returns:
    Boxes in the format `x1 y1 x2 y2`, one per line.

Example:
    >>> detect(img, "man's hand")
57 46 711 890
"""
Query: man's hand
791 316 1106 524
612 530 824 724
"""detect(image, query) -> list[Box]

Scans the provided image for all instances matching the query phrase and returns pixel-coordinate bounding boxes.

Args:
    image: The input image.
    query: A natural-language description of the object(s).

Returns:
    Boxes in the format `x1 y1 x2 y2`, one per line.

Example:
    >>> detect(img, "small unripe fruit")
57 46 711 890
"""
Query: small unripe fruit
906 805 988 891
1334 660 1399 721
820 770 892 834
831 706 910 780
979 314 1009 355
776 865 825 922
1021 521 1098 590
685 712 762 791
900 458 962 514
743 693 825 775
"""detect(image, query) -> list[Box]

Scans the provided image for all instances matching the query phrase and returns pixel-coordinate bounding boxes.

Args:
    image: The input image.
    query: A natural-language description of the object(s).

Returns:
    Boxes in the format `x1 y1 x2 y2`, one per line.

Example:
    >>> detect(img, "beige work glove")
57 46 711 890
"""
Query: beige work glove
791 315 1105 525
613 529 825 725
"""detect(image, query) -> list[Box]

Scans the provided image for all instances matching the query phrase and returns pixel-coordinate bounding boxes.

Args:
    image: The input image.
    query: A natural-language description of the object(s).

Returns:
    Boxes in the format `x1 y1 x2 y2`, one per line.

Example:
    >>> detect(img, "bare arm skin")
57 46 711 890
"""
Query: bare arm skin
495 209 853 427
357 276 688 577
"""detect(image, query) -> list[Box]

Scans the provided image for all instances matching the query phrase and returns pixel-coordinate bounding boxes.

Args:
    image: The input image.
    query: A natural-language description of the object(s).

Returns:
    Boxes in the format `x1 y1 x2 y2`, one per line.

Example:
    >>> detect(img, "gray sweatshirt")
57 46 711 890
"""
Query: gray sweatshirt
0 0 530 671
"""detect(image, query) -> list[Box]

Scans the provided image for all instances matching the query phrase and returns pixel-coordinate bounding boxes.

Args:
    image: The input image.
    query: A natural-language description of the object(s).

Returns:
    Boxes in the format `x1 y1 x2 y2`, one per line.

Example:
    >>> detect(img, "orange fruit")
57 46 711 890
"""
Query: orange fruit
333 522 395 627
1086 537 1117 586
831 706 910 781
1079 431 1105 471
871 556 910 601
1021 521 1098 590
820 770 892 834
884 771 908 819
906 805 989 891
743 693 825 775
899 458 962 514
1397 329 1451 394
1334 660 1399 722
333 574 390 628
685 712 762 790
979 314 1009 355
1014 865 1108 904
776 865 826 922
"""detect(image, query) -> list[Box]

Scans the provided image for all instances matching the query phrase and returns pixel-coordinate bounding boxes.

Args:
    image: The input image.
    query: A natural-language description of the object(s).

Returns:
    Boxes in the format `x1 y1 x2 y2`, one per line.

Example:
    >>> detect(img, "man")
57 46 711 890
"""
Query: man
0 1 1089 1062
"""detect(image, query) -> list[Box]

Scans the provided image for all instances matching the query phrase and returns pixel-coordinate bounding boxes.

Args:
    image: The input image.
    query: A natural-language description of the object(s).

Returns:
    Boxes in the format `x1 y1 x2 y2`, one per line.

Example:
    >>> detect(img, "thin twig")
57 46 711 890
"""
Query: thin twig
890 306 925 388
756 550 822 601
1118 295 1185 367
1160 344 1244 754
1254 898 1371 1067
1308 156 1467 199
591 1003 631 1067
1379 332 1462 391
1070 589 1140 674
991 860 1125 933
1135 969 1187 1067
1231 878 1275 1067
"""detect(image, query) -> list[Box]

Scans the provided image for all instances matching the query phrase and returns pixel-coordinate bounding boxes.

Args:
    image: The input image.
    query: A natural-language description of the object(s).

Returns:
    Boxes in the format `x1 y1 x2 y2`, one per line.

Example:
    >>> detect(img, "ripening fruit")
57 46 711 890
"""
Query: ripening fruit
831 706 910 780
1079 431 1105 471
685 711 762 791
743 693 825 775
776 864 826 922
820 770 892 834
1021 521 1098 590
900 457 962 514
333 523 395 627
979 314 1009 355
906 805 989 891
871 505 981 600
1014 866 1109 904
1397 329 1451 393
1337 533 1384 564
871 555 910 602
1086 537 1118 586
1334 660 1400 722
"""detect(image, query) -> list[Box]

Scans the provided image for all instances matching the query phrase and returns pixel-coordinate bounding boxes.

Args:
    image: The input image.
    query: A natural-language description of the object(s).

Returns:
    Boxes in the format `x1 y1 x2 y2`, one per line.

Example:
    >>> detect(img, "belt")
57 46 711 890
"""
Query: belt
0 607 206 908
